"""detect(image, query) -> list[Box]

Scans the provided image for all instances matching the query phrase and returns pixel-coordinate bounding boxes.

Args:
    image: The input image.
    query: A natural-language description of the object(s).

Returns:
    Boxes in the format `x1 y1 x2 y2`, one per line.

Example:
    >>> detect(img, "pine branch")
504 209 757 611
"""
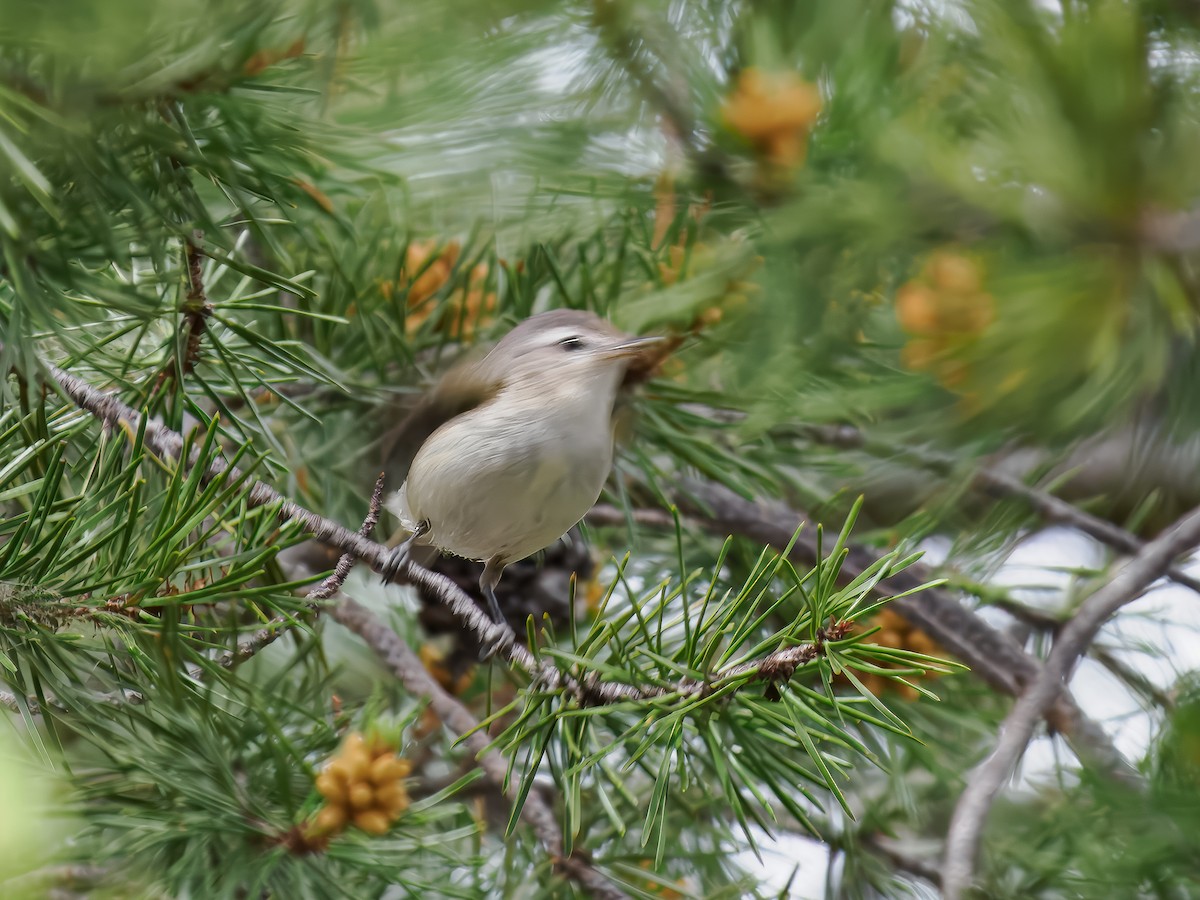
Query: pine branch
590 0 732 183
0 687 144 715
595 480 1139 783
330 595 629 900
806 424 1200 596
941 502 1200 900
25 352 853 706
211 474 388 670
19 349 1145 798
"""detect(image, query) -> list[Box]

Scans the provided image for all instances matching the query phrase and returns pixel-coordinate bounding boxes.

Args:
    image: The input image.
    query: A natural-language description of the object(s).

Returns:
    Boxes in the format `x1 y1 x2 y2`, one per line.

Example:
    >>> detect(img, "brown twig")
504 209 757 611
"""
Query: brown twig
150 231 214 397
330 595 629 900
180 231 213 375
941 503 1200 899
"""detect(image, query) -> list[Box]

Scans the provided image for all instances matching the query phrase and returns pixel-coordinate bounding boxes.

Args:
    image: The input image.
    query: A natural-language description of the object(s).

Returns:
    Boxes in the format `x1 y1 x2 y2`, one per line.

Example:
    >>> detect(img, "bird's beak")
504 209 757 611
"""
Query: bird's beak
598 335 667 360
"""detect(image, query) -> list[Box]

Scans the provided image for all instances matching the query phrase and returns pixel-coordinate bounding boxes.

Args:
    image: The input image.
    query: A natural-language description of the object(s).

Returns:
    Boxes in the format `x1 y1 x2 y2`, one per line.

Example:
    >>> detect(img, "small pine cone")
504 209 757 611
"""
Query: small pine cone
374 783 409 817
353 810 392 836
315 771 346 804
369 754 410 786
343 751 371 783
925 251 982 295
312 803 348 835
348 782 375 811
324 758 354 785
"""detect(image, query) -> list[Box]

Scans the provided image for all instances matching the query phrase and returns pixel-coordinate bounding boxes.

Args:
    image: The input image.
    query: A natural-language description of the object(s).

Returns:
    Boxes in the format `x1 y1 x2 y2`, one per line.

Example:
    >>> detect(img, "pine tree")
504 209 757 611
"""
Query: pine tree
3 1 1200 897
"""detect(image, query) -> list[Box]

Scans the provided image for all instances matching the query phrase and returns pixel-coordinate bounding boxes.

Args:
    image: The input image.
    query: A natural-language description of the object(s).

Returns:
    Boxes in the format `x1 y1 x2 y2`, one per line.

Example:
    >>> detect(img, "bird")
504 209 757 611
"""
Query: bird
379 308 664 627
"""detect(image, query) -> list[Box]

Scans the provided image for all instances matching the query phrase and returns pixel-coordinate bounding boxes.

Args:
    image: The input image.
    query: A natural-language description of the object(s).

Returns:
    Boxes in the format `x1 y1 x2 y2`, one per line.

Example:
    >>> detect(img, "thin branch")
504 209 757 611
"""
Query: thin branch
590 0 732 183
180 231 213 375
983 595 1063 632
861 834 942 888
1 687 143 715
941 504 1200 899
150 231 214 397
806 424 1200 596
1140 204 1200 253
330 595 629 900
587 505 676 530
307 474 386 599
213 474 387 669
974 467 1200 594
966 597 1176 712
1091 645 1176 711
0 864 109 897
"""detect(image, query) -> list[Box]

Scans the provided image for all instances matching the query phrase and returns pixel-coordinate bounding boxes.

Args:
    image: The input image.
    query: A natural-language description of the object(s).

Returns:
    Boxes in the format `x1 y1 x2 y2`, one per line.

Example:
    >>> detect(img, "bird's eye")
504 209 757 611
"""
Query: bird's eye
558 336 586 352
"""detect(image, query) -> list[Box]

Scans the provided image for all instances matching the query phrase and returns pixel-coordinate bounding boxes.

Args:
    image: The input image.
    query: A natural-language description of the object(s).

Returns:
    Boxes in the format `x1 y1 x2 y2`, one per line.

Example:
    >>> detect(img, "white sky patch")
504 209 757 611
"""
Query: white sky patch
734 829 830 899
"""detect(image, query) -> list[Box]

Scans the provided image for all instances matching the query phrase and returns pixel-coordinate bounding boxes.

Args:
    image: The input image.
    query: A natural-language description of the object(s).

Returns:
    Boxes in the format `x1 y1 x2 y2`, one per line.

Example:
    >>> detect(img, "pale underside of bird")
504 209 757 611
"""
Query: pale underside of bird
380 308 664 627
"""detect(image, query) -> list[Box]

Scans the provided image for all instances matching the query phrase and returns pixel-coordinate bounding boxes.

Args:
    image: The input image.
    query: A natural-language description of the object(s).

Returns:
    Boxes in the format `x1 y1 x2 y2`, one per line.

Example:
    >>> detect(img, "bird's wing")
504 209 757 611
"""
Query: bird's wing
378 350 504 483
378 352 504 559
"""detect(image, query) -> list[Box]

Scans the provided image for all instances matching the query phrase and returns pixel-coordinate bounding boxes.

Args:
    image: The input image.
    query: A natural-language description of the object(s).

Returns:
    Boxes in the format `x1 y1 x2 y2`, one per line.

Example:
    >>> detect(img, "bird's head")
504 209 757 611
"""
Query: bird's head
489 309 664 390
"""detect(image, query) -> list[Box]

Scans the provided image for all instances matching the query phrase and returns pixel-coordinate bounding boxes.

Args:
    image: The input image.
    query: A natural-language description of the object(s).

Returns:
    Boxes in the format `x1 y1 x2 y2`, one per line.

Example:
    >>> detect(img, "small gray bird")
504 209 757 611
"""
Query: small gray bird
380 309 663 625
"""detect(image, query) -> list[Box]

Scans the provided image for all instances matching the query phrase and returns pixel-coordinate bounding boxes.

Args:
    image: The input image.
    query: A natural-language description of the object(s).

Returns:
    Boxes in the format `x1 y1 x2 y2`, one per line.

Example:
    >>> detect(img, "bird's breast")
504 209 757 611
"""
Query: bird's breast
394 394 616 564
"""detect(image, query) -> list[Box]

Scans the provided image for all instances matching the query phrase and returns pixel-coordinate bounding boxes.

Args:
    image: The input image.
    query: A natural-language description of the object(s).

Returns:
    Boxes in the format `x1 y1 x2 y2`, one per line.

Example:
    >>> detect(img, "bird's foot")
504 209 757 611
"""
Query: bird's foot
380 521 429 584
476 624 516 663
472 580 512 662
379 544 409 584
483 586 505 626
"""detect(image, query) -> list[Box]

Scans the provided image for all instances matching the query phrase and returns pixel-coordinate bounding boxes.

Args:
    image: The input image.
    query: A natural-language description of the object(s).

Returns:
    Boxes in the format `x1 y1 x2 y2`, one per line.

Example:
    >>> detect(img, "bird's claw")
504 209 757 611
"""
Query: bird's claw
380 544 409 584
380 521 429 585
477 623 516 663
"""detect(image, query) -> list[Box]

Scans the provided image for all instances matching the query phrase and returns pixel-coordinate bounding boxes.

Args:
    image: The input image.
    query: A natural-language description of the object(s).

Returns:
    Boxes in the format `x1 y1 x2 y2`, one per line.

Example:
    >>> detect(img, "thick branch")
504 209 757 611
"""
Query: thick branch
330 596 628 900
941 504 1200 899
807 424 1200 596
